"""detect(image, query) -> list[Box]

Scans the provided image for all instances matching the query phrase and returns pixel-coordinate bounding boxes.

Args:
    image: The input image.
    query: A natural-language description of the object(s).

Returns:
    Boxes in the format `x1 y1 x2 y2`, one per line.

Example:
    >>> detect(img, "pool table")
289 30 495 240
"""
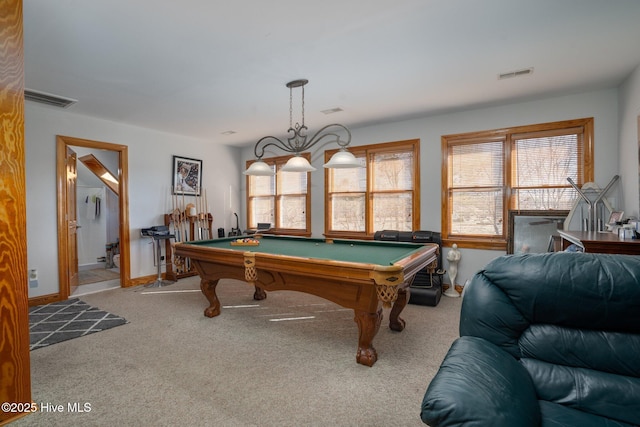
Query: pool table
173 234 438 366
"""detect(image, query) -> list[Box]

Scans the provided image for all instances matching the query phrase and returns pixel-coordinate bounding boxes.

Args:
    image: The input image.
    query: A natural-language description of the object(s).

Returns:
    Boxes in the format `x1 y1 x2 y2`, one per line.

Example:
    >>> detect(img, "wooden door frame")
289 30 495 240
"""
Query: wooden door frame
0 0 31 422
56 135 131 299
65 145 79 296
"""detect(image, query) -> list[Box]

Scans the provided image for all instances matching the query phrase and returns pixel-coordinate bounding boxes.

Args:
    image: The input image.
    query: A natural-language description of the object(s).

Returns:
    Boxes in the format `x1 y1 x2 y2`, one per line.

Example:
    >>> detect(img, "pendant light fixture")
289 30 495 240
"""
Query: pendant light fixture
244 79 360 175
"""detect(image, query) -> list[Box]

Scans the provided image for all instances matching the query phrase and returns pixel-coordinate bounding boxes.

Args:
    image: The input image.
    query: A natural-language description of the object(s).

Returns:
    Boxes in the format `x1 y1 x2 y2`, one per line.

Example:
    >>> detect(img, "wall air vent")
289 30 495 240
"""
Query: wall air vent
24 89 77 108
498 67 534 80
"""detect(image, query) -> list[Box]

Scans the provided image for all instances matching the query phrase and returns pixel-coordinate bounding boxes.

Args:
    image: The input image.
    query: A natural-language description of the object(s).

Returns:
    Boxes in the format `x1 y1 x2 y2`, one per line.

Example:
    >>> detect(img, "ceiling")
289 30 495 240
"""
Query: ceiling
23 0 640 147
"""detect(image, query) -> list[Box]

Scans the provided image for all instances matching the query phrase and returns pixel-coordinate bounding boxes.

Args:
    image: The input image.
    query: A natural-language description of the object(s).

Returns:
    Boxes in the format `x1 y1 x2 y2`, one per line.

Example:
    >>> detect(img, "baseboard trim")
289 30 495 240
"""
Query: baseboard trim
28 274 163 305
0 410 31 426
28 293 62 307
126 274 161 287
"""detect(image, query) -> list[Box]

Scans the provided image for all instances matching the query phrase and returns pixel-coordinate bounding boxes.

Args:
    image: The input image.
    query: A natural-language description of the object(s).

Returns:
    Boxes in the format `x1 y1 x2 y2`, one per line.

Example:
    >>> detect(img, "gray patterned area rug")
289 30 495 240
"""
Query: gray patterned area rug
29 298 128 350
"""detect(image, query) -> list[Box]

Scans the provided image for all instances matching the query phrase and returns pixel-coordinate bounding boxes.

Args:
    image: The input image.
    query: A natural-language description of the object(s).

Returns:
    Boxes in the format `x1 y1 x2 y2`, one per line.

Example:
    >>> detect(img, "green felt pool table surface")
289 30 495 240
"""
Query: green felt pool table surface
184 235 426 266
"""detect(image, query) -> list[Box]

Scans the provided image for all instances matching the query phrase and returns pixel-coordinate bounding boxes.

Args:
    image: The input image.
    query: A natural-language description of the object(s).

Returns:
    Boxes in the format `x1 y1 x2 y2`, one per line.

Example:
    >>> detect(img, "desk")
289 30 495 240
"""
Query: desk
174 235 438 366
558 230 640 255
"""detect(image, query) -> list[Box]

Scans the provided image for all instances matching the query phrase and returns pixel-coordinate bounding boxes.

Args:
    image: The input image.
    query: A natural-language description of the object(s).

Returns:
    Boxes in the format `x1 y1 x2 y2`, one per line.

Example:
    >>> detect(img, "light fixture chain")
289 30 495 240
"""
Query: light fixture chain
301 83 305 127
289 85 293 129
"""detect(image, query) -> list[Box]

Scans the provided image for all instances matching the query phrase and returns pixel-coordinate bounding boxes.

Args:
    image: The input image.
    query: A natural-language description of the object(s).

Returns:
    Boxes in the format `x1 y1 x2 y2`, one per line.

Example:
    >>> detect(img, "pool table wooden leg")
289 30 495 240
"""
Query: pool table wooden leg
354 308 382 366
389 287 408 332
253 285 267 300
200 278 221 317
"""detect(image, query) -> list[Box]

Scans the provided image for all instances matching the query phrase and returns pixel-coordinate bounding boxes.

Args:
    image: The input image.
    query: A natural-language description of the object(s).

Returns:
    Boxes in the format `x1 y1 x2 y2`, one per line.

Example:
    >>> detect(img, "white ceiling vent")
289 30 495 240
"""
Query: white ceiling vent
498 67 534 80
24 89 77 108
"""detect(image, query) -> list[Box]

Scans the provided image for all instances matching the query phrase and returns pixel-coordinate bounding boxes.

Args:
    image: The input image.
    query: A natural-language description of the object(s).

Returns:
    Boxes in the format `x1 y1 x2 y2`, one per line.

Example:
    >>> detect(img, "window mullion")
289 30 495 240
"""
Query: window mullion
442 118 593 249
505 133 514 214
365 151 373 234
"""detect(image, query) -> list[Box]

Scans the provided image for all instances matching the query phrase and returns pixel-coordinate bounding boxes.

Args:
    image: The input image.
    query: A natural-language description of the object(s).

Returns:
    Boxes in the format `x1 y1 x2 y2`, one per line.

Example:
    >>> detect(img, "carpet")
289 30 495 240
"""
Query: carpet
16 277 462 427
29 298 128 350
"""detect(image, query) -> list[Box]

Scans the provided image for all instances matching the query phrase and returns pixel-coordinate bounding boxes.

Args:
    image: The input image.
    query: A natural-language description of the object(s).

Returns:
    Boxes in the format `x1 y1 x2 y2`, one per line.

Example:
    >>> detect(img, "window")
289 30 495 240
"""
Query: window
246 153 311 235
441 118 594 249
325 139 420 239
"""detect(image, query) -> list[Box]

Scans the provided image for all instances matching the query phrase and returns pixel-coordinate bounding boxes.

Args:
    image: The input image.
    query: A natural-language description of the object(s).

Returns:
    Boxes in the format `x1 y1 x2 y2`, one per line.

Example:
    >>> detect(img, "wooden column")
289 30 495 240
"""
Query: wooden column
0 0 32 423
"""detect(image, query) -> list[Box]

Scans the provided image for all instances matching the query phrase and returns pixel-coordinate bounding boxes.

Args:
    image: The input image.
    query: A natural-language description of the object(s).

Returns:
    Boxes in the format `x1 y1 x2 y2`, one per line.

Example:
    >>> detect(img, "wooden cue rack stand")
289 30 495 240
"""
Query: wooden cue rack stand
163 212 213 281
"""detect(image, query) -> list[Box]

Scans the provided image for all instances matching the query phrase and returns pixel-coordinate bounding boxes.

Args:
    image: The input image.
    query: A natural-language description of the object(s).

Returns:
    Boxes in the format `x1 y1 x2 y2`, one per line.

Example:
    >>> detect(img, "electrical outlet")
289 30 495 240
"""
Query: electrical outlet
29 269 38 288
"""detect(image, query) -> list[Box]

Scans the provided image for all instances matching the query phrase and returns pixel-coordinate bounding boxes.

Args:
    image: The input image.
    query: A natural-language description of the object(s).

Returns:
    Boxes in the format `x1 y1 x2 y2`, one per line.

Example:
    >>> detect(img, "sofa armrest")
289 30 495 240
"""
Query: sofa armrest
421 336 541 427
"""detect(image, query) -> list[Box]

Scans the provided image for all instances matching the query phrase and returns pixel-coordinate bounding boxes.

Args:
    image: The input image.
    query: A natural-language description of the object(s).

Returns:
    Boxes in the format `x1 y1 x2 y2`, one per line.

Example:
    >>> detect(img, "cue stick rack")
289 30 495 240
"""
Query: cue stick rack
164 187 213 281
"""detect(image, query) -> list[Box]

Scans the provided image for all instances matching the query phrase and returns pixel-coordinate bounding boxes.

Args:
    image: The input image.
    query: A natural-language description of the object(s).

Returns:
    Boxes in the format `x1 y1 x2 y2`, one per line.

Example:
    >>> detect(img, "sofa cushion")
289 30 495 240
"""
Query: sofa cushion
460 253 640 360
539 401 637 427
459 270 530 358
421 336 540 427
520 324 640 377
478 253 640 332
523 358 640 425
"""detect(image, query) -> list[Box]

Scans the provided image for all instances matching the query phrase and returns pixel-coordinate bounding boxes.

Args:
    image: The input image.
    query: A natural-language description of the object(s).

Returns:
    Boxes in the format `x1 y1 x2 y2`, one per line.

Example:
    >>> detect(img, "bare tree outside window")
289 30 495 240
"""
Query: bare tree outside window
442 118 594 249
513 134 579 210
246 154 311 235
449 142 503 236
329 160 366 232
326 140 420 238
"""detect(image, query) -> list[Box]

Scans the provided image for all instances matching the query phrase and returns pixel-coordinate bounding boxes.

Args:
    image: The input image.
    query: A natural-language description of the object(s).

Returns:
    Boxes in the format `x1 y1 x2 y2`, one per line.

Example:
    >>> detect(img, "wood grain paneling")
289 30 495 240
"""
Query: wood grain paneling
0 0 32 424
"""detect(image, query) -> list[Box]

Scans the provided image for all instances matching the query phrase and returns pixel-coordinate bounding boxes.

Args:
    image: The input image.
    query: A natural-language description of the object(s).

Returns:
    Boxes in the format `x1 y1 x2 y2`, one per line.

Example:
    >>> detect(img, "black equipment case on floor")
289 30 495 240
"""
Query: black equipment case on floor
373 230 443 307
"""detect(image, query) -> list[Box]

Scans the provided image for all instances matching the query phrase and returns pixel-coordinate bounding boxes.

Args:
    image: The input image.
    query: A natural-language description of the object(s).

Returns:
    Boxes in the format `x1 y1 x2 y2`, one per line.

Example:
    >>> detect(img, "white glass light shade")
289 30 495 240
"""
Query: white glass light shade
281 156 316 172
323 150 361 168
243 160 275 176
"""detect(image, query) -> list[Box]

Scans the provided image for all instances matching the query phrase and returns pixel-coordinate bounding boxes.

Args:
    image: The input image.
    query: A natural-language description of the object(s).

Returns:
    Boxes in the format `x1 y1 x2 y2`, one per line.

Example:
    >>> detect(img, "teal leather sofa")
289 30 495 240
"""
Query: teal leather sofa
421 252 640 427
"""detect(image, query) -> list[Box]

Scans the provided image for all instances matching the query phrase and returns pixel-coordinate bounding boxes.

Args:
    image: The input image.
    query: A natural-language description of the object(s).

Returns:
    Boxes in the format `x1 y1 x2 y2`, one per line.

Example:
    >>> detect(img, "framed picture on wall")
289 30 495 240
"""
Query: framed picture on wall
172 155 202 195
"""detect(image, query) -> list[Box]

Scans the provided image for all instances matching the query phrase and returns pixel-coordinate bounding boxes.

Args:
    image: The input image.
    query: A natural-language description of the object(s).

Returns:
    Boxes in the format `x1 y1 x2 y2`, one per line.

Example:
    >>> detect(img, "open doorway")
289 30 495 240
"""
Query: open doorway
56 135 131 300
75 151 120 295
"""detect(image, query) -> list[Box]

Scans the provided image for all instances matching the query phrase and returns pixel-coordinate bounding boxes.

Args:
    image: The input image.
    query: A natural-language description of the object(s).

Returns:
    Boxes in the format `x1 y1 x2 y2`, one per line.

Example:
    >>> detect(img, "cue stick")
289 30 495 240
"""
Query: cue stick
174 190 180 242
182 191 186 240
171 188 179 242
176 192 183 242
204 188 209 239
170 187 176 241
198 189 203 240
197 188 202 240
200 189 205 239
